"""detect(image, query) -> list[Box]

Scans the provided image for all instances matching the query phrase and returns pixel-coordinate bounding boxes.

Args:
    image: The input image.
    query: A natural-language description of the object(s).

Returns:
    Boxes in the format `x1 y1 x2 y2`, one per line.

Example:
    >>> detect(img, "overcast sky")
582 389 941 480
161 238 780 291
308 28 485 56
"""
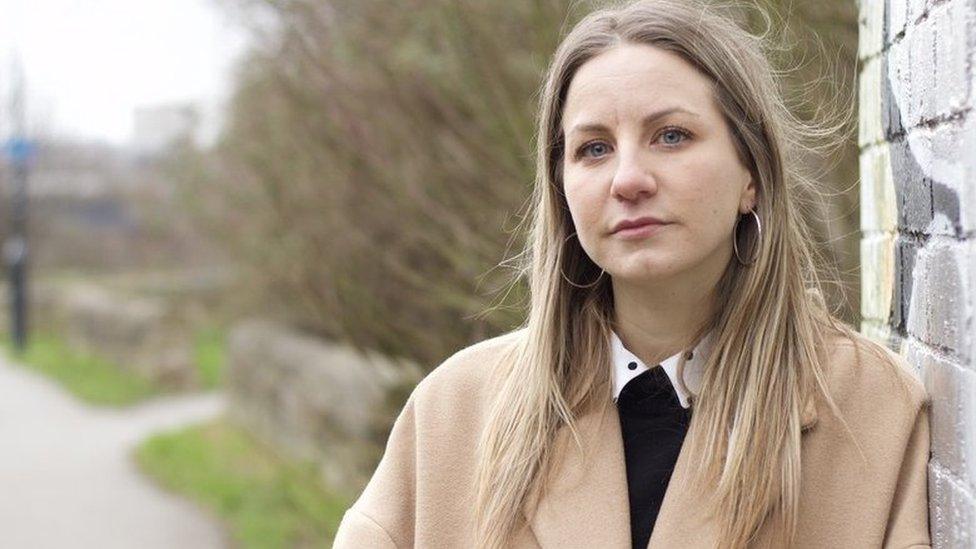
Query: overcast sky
0 0 250 146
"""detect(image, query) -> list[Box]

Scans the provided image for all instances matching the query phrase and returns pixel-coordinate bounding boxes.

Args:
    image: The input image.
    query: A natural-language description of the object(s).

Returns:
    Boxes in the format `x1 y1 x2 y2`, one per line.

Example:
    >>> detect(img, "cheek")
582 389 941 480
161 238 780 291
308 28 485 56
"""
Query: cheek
562 173 598 222
562 179 606 257
676 169 738 238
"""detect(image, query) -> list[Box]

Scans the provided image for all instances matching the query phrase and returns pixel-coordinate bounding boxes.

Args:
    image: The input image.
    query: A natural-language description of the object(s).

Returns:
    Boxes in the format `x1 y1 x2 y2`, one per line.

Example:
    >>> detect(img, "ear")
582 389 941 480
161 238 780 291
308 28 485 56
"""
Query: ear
739 177 757 214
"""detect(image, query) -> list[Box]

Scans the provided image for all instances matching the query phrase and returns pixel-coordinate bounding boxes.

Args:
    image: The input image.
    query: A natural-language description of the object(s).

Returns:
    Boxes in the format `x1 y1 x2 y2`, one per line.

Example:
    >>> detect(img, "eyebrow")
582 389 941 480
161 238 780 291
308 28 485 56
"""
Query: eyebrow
566 107 700 136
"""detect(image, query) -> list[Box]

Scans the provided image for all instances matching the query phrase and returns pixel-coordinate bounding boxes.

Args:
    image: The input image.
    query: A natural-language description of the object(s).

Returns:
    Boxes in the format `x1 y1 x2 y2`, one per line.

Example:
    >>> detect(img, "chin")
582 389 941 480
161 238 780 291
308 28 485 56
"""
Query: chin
609 260 685 282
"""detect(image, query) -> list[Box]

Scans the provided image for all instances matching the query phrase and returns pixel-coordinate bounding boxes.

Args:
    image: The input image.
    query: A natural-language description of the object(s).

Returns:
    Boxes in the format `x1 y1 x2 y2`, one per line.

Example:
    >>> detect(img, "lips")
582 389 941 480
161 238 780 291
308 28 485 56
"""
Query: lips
611 216 668 234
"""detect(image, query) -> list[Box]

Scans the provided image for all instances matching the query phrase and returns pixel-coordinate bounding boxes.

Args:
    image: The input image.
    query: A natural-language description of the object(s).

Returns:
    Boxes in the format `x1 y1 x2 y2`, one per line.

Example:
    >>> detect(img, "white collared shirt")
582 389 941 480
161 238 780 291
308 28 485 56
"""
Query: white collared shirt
610 328 717 408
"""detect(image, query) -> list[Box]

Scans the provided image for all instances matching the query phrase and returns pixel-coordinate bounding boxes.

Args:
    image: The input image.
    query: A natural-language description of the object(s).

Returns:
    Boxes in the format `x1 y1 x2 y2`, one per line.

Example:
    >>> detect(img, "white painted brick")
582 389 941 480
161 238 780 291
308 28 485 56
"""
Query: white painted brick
909 14 937 126
927 242 972 356
900 245 933 348
861 146 879 232
932 1 972 117
929 462 976 548
860 56 885 148
911 340 976 487
861 1 976 542
929 465 949 548
929 118 969 236
860 144 897 233
963 115 976 234
907 125 935 176
889 38 913 132
889 0 910 44
860 0 885 59
908 0 929 27
969 239 976 364
907 239 971 356
861 233 896 322
930 120 967 189
861 319 893 344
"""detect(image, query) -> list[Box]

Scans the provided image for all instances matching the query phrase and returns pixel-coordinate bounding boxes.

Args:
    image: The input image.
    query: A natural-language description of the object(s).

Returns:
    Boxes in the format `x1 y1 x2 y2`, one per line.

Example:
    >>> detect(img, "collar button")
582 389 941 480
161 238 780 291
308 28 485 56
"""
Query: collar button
627 361 638 370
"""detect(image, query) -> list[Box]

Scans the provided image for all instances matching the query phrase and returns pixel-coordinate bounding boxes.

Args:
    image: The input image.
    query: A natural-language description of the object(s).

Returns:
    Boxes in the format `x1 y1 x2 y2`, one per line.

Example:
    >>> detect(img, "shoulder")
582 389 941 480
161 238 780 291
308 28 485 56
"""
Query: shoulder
338 331 526 549
408 327 526 417
819 329 930 427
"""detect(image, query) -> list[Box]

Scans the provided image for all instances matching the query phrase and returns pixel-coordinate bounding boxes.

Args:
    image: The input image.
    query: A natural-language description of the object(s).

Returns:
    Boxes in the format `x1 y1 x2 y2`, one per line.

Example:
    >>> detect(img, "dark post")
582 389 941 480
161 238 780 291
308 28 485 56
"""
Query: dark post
3 57 32 355
5 142 30 353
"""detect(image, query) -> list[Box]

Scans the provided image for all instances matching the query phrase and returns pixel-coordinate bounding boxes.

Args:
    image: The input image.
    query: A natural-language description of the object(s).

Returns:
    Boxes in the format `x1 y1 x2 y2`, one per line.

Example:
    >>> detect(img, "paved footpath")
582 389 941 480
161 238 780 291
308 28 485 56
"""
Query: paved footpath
0 353 229 548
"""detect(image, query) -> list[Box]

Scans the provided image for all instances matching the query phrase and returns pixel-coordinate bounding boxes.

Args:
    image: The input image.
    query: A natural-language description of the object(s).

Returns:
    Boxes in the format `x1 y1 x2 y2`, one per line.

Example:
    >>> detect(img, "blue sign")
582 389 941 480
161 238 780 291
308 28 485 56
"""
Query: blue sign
3 138 36 165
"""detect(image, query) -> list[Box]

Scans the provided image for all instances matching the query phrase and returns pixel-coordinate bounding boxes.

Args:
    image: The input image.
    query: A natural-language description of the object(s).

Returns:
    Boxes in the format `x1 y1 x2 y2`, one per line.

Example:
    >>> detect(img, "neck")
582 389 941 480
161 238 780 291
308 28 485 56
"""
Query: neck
611 264 724 367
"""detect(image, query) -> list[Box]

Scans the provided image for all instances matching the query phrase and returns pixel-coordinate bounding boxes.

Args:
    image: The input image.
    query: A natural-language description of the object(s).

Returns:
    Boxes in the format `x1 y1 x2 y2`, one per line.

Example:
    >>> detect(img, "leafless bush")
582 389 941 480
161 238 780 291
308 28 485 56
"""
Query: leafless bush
180 0 859 369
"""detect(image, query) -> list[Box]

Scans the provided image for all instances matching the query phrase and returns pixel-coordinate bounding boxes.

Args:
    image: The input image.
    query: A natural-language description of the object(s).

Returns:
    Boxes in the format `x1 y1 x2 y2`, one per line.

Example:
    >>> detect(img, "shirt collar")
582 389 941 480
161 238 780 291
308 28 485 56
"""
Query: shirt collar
610 327 717 408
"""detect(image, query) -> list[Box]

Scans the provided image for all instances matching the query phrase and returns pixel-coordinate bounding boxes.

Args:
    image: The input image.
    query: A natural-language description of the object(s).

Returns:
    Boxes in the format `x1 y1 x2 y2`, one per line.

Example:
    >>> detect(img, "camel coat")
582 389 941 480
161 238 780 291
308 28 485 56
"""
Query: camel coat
333 328 932 548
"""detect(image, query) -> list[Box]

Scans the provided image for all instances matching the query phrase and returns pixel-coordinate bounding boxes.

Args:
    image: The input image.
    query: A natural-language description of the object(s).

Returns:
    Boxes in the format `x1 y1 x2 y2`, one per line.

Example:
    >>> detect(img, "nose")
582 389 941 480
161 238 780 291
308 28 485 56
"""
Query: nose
610 145 657 201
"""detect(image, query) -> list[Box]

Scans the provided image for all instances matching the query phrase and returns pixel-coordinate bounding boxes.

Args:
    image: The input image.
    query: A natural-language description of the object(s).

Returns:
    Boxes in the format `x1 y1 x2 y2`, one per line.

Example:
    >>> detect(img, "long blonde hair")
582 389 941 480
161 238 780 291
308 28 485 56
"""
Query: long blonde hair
474 1 867 547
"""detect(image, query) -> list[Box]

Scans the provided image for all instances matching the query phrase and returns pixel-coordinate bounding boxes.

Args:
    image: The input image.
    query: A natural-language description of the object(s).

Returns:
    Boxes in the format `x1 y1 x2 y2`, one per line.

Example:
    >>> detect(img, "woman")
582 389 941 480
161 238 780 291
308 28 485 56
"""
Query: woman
334 0 931 547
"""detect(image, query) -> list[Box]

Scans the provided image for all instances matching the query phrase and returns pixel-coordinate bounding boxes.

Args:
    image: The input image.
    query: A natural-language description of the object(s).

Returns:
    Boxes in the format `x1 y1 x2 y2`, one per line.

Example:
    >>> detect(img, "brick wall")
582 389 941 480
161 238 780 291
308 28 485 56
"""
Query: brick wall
858 0 976 545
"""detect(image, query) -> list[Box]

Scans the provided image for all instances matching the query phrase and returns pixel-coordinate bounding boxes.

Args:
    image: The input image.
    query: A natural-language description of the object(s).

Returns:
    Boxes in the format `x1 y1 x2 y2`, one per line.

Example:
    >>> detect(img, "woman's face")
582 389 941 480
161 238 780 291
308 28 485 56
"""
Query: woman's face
561 43 756 284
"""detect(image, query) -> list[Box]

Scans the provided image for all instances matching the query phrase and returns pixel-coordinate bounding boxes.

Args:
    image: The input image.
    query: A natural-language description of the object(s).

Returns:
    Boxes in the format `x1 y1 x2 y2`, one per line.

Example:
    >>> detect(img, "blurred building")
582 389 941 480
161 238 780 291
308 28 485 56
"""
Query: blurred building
18 139 141 198
0 134 217 273
131 103 200 157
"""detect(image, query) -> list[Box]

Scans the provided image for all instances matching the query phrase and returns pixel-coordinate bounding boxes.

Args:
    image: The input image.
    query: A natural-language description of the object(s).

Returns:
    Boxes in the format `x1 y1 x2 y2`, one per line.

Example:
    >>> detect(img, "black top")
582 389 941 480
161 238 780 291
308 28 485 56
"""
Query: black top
615 365 692 549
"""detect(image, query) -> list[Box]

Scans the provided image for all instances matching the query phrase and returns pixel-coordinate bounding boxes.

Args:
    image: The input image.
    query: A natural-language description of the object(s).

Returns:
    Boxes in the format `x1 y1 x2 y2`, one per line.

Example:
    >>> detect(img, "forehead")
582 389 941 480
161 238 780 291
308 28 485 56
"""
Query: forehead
562 42 716 130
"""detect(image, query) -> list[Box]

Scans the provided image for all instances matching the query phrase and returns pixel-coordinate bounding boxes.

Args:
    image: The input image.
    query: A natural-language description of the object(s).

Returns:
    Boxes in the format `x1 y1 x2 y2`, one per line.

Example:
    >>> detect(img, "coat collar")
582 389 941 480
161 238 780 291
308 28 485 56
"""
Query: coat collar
609 328 717 408
523 381 819 548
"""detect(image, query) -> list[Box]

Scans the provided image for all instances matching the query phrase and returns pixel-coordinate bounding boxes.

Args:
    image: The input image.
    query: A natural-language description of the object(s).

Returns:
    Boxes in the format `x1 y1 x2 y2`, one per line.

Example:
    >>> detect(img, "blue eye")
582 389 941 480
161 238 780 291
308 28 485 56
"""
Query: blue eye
659 127 690 146
580 141 610 158
574 126 691 161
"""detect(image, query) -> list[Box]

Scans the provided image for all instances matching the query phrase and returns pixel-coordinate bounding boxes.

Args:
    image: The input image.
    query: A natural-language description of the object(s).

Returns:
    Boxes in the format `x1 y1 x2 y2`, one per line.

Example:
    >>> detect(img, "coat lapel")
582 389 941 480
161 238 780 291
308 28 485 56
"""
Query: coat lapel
524 391 819 549
648 392 820 548
524 401 632 548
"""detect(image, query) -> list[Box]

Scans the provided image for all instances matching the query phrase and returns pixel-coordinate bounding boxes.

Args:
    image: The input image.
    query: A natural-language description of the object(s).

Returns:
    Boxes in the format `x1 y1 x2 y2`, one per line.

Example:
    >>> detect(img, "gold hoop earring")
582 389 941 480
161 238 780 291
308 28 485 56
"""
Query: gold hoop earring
560 232 606 289
733 208 762 265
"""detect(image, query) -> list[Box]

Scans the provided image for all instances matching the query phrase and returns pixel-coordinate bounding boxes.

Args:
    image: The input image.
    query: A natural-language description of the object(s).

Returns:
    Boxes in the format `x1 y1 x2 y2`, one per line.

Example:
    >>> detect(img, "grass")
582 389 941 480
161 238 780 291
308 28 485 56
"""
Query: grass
0 324 228 406
0 331 160 406
193 326 227 390
135 419 352 549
